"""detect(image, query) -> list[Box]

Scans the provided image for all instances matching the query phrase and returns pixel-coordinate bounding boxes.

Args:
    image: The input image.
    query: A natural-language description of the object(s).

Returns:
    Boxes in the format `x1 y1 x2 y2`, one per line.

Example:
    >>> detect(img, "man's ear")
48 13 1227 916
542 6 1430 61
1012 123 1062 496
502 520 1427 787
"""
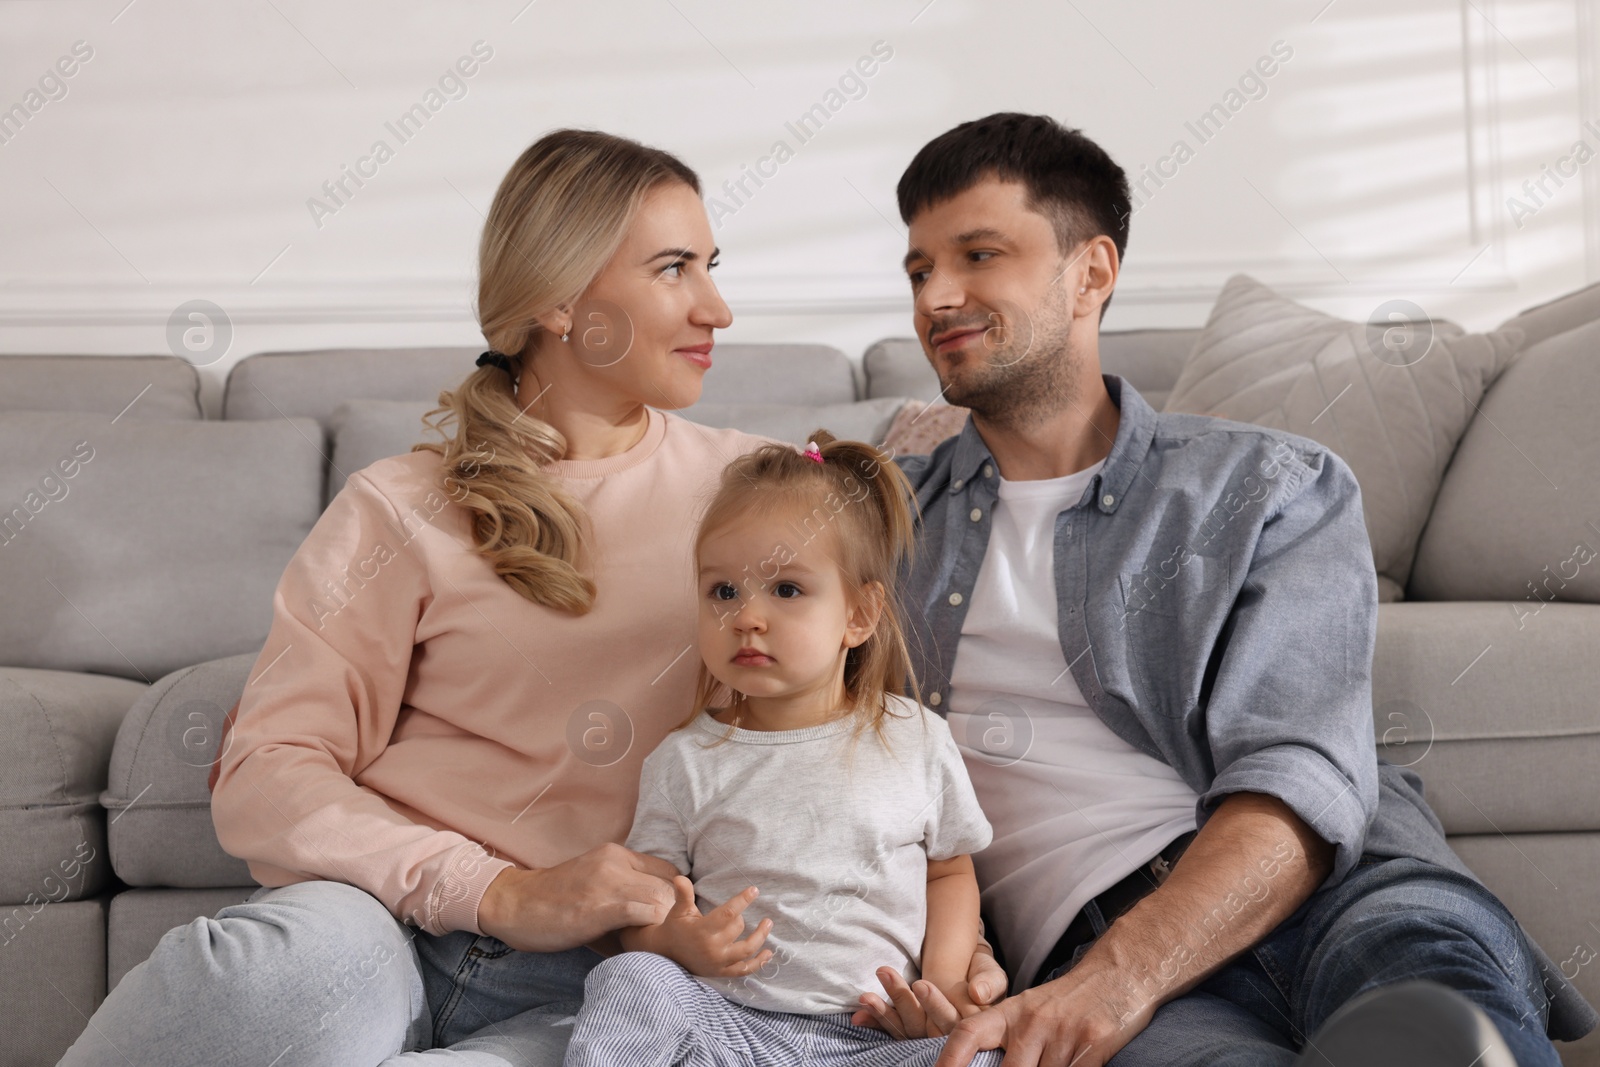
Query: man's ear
1073 236 1119 318
844 579 887 649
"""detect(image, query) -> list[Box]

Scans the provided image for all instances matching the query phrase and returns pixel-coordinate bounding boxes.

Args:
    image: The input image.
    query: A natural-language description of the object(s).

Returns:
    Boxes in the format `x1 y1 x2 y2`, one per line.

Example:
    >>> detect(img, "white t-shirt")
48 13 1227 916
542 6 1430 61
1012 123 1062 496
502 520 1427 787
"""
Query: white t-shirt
626 695 994 1014
944 458 1200 991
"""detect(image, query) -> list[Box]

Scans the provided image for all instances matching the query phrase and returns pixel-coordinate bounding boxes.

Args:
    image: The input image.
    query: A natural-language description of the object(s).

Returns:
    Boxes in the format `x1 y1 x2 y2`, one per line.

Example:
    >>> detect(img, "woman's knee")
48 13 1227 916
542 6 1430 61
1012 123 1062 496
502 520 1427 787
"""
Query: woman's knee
60 880 426 1066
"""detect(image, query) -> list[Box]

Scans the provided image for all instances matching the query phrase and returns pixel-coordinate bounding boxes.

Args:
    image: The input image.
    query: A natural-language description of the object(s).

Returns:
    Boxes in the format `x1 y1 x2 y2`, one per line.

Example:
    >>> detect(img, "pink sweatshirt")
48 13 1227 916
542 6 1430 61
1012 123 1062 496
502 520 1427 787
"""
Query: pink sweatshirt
210 405 778 936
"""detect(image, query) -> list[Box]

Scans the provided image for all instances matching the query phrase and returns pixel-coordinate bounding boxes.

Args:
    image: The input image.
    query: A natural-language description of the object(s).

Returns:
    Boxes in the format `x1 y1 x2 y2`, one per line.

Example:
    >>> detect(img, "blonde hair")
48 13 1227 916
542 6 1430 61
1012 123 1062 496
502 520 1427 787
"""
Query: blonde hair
413 129 700 612
683 431 926 755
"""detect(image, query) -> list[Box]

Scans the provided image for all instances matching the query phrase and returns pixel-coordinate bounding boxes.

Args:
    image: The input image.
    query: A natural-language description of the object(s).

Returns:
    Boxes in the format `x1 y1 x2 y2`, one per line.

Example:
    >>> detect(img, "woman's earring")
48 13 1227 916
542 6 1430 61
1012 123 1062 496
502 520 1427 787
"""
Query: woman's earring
560 325 571 342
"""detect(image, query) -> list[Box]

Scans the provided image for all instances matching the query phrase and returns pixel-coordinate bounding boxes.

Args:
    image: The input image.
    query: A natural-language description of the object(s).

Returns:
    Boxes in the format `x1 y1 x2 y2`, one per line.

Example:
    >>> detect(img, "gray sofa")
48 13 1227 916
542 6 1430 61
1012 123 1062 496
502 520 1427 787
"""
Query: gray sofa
3 298 1598 1065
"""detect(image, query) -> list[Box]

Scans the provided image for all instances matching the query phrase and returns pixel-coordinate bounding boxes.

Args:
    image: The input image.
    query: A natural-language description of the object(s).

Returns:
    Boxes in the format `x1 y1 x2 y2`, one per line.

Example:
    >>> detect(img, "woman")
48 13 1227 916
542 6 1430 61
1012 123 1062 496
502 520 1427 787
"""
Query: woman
58 130 1001 1067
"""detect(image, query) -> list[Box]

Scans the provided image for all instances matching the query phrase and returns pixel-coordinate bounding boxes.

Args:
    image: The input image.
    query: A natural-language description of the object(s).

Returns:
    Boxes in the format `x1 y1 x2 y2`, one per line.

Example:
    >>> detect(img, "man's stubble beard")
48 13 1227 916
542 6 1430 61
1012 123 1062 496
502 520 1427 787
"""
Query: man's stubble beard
937 285 1079 434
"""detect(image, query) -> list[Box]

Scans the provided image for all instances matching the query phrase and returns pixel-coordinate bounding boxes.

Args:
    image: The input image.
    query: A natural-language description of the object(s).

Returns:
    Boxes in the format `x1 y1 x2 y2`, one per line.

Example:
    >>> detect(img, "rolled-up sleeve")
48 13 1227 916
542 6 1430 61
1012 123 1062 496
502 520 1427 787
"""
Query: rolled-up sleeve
1196 445 1380 888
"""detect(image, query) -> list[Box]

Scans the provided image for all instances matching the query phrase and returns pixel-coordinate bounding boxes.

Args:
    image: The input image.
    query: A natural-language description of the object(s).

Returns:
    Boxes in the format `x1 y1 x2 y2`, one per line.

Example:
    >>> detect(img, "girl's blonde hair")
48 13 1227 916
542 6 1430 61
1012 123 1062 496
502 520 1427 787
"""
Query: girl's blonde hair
413 129 699 612
684 430 926 753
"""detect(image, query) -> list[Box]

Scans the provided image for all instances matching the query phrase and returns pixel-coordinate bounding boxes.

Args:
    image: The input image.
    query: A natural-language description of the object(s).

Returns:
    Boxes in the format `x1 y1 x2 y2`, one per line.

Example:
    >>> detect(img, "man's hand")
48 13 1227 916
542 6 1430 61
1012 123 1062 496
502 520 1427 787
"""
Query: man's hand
852 942 1008 1038
622 875 773 979
932 954 1153 1067
931 793 1336 1066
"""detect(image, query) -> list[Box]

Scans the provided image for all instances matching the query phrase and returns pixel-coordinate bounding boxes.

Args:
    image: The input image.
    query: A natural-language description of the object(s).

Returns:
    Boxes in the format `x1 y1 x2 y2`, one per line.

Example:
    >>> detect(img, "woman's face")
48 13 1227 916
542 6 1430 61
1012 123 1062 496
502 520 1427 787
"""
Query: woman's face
562 180 732 411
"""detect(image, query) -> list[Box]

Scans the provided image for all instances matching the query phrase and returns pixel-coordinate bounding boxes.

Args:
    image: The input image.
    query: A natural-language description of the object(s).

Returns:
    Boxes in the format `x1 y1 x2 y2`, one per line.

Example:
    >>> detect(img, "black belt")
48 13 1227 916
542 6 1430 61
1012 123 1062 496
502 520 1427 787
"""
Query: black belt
1034 829 1199 985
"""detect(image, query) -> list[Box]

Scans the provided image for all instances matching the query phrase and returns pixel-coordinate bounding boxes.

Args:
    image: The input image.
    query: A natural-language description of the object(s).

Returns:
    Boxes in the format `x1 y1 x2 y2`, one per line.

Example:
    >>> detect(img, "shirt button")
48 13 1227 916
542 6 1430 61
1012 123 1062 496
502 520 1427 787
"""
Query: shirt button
948 592 963 606
929 692 942 707
970 507 982 522
983 464 994 478
952 479 964 491
1102 493 1115 507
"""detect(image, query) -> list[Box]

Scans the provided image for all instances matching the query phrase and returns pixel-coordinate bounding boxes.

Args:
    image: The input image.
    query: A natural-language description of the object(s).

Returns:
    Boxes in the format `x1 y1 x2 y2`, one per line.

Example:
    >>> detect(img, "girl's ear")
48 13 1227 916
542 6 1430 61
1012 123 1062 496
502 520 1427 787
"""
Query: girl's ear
843 579 886 649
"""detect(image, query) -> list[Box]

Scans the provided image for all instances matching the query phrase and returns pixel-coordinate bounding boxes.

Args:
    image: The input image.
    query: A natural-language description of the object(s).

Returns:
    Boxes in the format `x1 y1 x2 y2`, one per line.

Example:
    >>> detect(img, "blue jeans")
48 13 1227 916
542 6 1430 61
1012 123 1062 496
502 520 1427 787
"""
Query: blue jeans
56 880 601 1067
1033 854 1560 1067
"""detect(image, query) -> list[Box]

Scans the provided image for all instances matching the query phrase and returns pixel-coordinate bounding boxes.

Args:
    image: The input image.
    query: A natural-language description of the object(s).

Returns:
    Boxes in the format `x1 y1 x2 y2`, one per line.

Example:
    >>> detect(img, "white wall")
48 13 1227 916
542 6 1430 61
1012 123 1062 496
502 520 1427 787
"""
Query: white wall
2 0 1594 414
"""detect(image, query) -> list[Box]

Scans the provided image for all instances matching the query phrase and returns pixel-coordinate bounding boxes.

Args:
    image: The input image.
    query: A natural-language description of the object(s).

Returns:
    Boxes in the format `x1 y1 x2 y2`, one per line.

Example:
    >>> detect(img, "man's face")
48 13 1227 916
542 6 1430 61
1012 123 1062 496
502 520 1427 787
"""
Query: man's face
902 177 1091 425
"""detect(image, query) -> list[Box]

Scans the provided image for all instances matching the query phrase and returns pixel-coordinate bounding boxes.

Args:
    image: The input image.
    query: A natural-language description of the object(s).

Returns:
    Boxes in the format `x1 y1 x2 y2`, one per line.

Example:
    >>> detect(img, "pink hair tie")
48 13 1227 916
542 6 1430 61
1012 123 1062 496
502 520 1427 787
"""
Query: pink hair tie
802 440 824 464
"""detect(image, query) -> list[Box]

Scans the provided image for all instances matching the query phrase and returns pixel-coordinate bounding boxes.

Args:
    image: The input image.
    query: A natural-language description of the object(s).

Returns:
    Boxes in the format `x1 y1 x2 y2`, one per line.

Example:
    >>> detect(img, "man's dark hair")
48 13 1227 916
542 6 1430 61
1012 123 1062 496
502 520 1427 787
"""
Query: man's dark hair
896 112 1132 317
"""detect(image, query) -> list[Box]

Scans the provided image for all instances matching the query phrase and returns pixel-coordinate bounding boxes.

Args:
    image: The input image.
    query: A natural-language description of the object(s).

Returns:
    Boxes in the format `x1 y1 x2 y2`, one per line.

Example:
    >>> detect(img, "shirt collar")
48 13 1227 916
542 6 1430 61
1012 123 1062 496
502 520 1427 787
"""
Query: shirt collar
946 373 1157 514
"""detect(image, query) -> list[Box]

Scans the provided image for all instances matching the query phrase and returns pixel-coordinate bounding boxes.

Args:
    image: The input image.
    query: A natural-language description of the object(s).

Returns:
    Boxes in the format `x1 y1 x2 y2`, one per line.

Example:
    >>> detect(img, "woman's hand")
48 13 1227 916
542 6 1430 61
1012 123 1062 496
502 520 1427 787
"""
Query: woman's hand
852 944 1008 1038
476 842 679 953
622 875 774 979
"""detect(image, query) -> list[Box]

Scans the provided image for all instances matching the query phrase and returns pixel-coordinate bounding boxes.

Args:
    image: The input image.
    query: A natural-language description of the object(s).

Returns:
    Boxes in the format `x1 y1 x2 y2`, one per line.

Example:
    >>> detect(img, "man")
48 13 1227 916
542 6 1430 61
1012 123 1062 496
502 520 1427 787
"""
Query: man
875 113 1596 1066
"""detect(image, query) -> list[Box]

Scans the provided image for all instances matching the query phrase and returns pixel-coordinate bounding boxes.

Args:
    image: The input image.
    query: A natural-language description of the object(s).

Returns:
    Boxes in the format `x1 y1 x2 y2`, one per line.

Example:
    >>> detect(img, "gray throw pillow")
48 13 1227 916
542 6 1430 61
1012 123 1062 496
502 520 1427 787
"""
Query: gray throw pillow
1164 274 1523 600
327 400 446 506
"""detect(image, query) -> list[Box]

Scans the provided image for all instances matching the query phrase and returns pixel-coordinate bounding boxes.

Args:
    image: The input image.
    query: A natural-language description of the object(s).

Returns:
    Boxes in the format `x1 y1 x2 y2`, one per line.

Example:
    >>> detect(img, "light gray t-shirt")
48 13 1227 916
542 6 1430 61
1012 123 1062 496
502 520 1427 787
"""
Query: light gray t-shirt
625 694 993 1015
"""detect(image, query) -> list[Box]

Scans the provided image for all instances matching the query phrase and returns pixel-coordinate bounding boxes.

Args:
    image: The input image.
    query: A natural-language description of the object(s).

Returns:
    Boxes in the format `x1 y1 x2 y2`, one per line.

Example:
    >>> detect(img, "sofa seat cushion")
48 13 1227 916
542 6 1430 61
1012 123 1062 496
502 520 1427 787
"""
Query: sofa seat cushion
1165 274 1521 601
102 653 258 888
108 886 256 991
0 412 324 680
1373 601 1600 835
0 894 108 1067
1409 317 1600 603
0 668 144 904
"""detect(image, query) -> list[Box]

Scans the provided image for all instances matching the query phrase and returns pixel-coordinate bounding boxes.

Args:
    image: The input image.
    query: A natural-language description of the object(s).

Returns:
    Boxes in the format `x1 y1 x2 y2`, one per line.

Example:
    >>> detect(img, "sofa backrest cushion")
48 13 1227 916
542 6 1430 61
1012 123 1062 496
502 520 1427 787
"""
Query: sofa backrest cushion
1497 281 1600 351
861 329 1200 410
325 396 907 507
0 355 202 420
1409 317 1600 603
224 344 858 433
0 413 323 679
671 397 905 447
223 347 477 428
688 344 858 406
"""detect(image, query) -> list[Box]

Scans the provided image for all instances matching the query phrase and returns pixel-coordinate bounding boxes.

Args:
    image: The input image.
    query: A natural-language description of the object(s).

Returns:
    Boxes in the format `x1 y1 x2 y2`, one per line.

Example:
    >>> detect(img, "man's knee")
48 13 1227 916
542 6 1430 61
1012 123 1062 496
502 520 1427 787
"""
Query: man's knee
1303 866 1546 1036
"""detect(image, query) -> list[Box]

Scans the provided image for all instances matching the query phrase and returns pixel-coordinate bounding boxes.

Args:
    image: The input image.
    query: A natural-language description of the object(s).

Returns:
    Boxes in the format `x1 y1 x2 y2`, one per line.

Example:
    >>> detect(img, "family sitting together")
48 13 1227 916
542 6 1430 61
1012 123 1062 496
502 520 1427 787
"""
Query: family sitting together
59 113 1594 1067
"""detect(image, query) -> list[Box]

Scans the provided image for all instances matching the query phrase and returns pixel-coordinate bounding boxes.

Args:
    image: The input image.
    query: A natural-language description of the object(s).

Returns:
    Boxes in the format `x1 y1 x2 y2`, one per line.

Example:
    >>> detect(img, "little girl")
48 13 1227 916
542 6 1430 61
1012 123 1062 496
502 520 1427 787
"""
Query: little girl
562 432 1005 1067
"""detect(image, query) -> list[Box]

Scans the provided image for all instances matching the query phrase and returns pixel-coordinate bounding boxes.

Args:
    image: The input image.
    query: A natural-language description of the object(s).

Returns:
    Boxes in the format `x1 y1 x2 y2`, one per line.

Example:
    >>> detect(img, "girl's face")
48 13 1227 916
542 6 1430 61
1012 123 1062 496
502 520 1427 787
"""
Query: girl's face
547 180 732 412
696 505 884 720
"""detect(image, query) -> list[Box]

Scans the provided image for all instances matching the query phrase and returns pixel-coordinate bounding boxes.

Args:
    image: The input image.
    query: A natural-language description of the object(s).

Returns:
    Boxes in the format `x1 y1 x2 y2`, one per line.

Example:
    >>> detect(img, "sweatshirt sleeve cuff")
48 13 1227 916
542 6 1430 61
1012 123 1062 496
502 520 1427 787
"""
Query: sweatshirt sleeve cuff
430 851 517 936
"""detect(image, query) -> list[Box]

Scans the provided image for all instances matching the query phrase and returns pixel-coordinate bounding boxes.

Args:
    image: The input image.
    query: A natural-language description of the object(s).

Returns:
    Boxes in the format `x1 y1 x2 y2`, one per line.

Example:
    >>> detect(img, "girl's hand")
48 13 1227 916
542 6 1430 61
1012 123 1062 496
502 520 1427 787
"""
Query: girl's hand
627 875 774 979
853 950 1007 1038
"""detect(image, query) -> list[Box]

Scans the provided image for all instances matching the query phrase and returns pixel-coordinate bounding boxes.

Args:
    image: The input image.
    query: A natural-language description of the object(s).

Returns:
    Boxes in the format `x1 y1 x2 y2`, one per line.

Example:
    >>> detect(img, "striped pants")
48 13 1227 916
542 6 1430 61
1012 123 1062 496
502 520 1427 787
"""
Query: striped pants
563 951 1005 1067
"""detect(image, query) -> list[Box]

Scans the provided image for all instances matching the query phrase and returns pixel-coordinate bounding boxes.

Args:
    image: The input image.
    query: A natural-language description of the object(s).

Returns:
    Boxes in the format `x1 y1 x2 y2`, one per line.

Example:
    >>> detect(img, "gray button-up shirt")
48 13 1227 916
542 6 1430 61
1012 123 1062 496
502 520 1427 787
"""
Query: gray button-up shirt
893 372 1596 1041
